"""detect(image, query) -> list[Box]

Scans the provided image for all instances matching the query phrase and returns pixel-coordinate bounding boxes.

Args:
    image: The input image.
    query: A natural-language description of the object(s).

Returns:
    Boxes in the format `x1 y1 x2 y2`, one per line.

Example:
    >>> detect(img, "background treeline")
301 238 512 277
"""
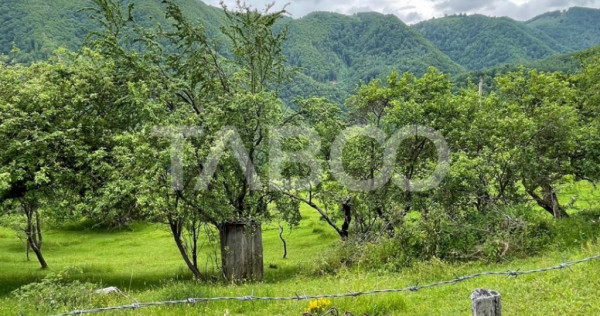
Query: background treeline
2 1 600 104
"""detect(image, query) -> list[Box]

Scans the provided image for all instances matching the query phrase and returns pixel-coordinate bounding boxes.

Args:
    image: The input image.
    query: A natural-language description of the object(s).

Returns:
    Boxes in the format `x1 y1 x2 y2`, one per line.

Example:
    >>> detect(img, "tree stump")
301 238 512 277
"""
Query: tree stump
220 221 263 281
471 289 502 316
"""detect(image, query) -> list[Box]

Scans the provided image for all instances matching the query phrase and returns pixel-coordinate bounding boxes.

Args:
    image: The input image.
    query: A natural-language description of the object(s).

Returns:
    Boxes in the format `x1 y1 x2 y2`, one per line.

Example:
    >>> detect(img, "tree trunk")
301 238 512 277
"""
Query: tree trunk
278 223 287 259
168 218 203 280
527 184 569 219
23 202 48 269
24 237 30 261
374 206 395 237
28 238 48 269
340 200 352 240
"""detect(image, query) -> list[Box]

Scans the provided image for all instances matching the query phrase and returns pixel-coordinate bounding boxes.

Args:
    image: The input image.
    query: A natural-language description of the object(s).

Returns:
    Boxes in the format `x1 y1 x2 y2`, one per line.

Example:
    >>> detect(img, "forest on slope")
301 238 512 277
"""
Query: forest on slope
526 7 600 51
1 1 600 103
414 14 568 70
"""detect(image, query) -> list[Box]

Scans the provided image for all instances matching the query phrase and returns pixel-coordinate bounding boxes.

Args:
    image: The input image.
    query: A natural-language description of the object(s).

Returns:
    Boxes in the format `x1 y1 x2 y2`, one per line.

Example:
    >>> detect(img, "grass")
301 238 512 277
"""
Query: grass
0 198 600 315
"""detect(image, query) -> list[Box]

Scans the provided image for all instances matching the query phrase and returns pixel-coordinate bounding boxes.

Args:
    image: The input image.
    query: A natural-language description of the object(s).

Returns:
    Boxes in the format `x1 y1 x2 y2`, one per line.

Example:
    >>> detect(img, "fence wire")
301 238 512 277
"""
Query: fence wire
54 254 600 315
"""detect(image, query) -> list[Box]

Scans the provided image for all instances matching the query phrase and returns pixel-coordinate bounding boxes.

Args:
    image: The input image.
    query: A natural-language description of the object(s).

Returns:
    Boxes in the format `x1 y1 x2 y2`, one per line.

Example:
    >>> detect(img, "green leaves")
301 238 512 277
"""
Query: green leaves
0 173 10 193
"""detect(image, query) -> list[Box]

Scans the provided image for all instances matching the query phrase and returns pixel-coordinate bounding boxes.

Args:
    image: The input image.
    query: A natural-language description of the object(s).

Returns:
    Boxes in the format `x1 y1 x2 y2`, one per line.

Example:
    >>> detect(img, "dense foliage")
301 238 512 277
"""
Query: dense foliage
0 0 228 63
526 7 600 51
282 12 463 94
414 14 567 70
2 1 600 105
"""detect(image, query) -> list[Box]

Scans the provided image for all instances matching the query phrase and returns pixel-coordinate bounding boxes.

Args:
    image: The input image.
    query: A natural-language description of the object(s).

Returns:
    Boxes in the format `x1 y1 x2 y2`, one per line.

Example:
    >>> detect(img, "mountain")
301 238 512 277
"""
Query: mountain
0 0 232 63
413 7 600 71
0 0 90 62
281 11 464 100
1 0 600 103
526 7 600 51
453 49 585 92
413 14 568 70
0 0 462 103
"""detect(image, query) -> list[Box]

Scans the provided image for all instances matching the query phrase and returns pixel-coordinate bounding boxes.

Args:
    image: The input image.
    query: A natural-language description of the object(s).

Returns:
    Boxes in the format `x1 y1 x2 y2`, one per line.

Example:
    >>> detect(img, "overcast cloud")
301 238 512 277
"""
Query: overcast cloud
204 0 600 24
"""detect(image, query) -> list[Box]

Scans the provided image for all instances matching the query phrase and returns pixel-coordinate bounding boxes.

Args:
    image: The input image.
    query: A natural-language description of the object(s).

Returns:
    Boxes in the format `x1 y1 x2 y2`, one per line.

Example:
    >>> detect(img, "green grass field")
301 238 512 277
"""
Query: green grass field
1 195 600 315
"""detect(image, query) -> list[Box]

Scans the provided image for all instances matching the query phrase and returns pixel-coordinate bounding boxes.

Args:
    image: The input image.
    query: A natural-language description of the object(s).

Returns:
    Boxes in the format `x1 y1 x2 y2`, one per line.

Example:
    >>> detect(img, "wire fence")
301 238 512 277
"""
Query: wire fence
54 254 600 315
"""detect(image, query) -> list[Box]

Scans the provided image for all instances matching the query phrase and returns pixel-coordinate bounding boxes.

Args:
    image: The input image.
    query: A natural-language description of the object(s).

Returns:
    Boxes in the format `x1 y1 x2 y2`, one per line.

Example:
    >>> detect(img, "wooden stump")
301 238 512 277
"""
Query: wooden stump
471 289 502 316
220 221 263 281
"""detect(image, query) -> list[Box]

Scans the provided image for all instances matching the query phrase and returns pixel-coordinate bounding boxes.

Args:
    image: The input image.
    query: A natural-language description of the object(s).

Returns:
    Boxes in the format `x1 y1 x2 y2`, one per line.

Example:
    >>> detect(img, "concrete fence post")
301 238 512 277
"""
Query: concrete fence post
471 289 502 316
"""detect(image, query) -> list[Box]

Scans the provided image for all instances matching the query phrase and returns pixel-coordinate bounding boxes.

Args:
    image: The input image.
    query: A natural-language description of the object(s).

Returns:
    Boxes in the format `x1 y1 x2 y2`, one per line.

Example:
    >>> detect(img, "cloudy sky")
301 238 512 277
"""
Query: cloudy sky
204 0 600 24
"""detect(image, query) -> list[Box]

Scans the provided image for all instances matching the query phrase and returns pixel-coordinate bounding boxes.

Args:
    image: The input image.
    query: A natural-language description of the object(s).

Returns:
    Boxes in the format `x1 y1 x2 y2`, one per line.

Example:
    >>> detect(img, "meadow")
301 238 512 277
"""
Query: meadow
1 181 600 316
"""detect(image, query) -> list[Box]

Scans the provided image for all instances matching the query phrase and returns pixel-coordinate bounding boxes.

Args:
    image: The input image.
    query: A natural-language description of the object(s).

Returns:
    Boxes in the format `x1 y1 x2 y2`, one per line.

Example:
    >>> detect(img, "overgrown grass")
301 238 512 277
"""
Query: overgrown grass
1 189 599 315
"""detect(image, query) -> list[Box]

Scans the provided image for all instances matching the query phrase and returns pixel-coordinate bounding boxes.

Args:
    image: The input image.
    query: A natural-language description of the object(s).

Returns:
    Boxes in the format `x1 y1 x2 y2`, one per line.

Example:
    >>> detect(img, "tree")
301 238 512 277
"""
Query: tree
339 69 454 238
572 46 600 183
0 48 131 268
277 97 348 239
0 59 82 269
281 69 455 241
495 69 578 218
87 0 300 280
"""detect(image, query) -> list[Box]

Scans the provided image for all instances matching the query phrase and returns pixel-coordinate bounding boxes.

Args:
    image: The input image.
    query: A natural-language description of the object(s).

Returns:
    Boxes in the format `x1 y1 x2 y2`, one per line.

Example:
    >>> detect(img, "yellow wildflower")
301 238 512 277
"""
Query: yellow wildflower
305 298 332 314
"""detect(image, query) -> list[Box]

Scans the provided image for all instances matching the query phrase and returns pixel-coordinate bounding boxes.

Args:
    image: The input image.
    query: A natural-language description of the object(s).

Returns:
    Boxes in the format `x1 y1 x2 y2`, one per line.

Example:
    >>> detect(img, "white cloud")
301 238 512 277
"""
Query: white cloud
203 0 600 23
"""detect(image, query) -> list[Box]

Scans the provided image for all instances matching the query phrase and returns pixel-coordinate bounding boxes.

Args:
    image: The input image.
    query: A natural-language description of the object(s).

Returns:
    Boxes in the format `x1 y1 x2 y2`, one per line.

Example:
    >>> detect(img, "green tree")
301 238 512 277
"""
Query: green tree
572 46 600 182
87 0 300 280
495 69 577 218
0 49 132 268
277 97 348 239
0 59 84 269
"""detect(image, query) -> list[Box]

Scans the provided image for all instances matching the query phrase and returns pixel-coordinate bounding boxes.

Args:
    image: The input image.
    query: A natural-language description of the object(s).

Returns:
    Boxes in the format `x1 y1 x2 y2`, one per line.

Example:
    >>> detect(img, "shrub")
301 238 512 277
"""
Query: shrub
308 204 598 274
12 267 112 314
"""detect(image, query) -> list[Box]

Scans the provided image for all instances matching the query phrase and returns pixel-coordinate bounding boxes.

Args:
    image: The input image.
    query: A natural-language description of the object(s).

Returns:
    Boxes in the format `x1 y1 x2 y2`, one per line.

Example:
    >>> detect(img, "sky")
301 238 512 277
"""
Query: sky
204 0 600 24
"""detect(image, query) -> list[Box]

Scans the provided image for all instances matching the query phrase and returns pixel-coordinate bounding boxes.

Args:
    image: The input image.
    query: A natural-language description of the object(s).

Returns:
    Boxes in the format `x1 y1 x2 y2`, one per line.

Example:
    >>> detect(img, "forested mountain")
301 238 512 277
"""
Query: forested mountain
1 0 600 103
0 0 89 62
413 14 568 70
285 12 464 83
454 48 587 91
527 7 600 51
0 0 228 63
413 7 600 71
280 11 464 101
0 0 462 103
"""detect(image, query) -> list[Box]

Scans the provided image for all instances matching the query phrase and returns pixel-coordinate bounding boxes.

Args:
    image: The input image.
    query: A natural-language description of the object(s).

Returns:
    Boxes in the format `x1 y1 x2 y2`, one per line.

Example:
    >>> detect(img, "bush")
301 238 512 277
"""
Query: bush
308 204 597 274
12 267 113 314
402 205 556 262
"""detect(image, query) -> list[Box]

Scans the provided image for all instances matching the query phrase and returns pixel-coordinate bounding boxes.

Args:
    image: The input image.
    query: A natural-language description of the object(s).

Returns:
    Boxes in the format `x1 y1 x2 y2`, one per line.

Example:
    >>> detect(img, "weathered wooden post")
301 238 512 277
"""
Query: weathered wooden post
220 221 263 281
471 289 502 316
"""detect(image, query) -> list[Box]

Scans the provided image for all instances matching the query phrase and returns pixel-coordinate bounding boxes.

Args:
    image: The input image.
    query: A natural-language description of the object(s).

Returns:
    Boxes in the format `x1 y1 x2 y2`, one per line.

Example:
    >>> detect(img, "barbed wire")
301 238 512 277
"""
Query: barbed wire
54 254 600 316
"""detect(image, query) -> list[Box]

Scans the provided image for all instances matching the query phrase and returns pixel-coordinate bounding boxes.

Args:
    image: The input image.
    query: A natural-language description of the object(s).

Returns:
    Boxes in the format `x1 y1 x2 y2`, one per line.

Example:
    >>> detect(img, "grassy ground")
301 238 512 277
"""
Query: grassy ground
1 197 600 315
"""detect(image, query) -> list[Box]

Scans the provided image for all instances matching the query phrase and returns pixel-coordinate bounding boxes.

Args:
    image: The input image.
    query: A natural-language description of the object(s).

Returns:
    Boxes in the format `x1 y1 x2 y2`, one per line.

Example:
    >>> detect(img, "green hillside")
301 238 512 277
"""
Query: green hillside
0 0 90 62
2 2 600 314
0 0 229 63
454 47 587 89
2 0 600 102
281 11 464 101
527 7 600 51
413 14 568 70
0 0 463 103
285 12 463 85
